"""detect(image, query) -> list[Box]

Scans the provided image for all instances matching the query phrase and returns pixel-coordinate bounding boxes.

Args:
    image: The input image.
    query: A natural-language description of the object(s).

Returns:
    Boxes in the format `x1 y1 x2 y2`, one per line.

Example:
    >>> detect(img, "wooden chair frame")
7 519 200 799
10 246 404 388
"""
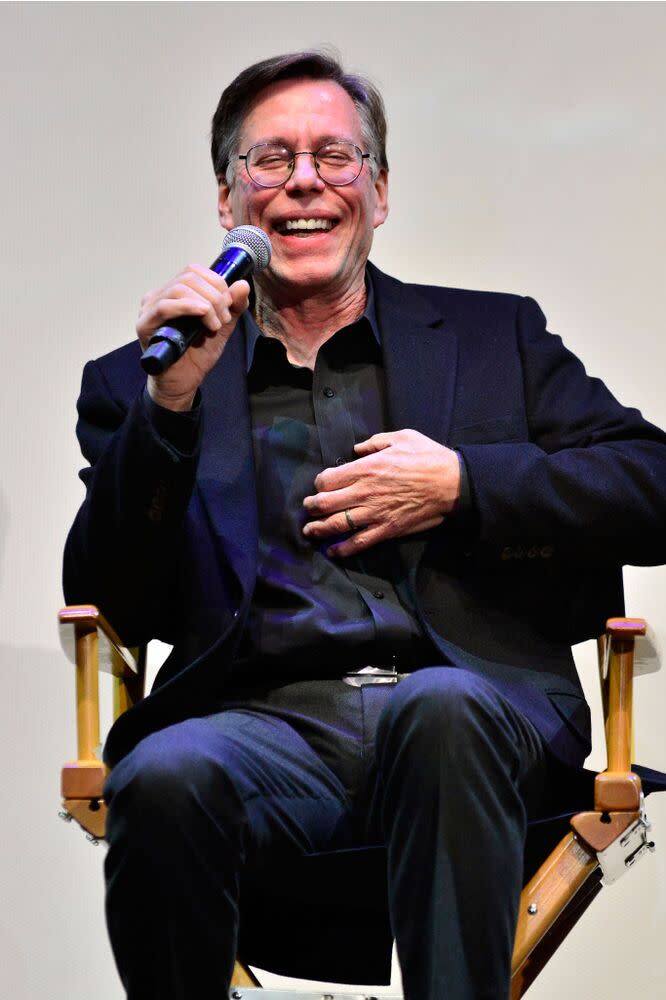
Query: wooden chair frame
58 606 654 996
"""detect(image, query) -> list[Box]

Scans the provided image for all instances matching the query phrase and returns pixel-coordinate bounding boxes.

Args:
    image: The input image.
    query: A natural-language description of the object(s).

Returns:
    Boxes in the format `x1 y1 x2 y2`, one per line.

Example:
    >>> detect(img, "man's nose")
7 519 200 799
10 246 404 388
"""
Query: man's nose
285 151 325 192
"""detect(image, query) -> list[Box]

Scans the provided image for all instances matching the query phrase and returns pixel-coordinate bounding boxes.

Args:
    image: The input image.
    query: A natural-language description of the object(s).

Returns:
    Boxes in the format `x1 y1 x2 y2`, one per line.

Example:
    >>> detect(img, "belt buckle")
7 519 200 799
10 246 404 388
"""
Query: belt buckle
343 665 401 687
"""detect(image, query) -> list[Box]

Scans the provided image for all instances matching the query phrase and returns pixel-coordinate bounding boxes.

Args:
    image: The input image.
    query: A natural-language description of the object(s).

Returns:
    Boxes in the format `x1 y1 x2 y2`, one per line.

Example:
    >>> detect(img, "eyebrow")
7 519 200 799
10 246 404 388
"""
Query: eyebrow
244 134 357 149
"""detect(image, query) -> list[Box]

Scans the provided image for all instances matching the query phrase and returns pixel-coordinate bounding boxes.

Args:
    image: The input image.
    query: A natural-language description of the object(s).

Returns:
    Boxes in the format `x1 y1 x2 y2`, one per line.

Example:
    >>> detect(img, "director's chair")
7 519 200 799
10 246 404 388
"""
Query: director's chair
58 606 659 998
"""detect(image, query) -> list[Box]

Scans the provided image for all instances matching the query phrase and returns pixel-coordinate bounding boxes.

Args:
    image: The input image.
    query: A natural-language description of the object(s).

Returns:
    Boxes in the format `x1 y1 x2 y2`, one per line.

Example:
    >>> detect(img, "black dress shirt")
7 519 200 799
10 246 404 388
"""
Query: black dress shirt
232 285 438 683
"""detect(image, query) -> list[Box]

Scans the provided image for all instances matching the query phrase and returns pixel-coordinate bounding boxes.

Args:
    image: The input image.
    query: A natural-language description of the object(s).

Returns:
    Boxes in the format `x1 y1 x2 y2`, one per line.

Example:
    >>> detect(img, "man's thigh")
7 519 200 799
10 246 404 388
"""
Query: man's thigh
105 708 358 863
367 667 549 828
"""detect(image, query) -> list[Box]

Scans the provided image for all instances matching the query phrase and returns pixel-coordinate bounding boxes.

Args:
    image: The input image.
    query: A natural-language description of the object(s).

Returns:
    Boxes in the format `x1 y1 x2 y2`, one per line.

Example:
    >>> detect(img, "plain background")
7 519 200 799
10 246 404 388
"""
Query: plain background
0 2 664 997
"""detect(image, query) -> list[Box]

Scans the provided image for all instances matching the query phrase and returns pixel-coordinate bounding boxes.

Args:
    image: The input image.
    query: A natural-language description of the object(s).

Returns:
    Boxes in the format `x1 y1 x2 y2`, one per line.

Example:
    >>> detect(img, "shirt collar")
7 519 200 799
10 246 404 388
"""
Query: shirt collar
242 267 381 372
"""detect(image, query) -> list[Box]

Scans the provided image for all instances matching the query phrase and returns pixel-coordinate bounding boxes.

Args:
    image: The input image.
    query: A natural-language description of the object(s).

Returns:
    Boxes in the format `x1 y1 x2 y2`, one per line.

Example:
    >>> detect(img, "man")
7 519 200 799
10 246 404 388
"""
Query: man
64 51 666 1000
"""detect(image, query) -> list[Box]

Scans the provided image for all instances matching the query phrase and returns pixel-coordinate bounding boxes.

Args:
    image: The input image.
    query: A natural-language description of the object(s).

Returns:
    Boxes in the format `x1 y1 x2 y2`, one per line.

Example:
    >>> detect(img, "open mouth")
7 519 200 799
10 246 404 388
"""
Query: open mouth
274 218 339 235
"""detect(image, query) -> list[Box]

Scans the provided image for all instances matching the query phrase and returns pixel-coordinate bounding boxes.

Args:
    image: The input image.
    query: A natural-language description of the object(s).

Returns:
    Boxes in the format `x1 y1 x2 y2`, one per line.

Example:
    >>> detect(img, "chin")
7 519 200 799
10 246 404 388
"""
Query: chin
271 256 347 293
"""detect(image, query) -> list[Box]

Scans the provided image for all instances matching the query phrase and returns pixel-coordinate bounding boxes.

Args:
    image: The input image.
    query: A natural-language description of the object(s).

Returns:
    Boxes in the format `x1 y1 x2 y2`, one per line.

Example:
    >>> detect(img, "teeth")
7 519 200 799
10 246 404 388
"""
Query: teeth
284 218 333 231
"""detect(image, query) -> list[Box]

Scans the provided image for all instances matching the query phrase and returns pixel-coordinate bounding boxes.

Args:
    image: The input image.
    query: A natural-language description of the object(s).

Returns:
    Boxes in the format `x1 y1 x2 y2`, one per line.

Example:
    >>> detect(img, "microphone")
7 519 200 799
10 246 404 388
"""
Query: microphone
140 225 272 375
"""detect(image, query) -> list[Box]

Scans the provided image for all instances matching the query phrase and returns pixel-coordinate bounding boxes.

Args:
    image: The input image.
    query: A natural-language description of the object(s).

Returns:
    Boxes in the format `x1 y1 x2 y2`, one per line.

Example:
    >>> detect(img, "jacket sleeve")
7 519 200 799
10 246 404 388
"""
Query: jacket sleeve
456 296 666 566
63 357 202 645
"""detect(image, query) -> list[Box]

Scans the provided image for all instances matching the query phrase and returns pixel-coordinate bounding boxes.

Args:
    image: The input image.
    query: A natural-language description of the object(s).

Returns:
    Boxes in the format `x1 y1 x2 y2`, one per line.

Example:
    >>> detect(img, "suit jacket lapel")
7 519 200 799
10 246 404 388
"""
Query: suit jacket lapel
369 264 458 444
197 322 258 597
369 265 459 575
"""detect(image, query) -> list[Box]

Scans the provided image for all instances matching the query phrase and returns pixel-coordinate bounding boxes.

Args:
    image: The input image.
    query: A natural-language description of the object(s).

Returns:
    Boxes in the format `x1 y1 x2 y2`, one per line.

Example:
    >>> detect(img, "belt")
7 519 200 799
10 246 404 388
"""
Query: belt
342 665 409 687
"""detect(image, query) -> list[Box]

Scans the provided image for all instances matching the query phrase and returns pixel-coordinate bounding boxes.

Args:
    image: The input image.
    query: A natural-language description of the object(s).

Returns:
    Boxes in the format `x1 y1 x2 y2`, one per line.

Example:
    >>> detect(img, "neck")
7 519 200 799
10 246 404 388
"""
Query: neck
253 275 367 369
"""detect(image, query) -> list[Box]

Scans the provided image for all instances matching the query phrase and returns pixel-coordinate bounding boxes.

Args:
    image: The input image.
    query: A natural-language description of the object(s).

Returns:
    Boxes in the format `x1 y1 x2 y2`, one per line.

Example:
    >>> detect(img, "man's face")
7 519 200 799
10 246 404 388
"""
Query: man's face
218 77 389 299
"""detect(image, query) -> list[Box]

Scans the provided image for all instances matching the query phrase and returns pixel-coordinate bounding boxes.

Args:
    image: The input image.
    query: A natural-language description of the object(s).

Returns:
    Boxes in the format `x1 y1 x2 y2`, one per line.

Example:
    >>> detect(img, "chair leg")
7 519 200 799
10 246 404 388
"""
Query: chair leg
511 832 598 998
511 866 602 998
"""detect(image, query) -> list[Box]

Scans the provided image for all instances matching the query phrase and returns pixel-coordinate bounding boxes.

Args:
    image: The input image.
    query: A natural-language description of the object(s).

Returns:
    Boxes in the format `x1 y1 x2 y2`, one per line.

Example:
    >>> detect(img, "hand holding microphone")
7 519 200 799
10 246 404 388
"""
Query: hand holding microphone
137 226 271 410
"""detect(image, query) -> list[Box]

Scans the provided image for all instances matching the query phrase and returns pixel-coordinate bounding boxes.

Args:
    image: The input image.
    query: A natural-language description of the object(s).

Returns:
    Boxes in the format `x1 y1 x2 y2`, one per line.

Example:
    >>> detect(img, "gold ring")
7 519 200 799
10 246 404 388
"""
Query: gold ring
344 508 358 532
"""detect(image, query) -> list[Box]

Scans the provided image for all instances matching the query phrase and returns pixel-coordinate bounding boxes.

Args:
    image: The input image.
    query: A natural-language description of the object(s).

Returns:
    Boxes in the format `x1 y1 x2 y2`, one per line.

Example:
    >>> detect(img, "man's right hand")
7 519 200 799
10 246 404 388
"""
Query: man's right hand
137 263 251 411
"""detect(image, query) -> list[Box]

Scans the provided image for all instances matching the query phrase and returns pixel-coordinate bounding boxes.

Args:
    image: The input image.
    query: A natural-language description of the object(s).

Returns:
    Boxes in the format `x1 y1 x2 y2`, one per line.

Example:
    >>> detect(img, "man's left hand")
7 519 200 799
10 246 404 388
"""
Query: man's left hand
302 430 461 557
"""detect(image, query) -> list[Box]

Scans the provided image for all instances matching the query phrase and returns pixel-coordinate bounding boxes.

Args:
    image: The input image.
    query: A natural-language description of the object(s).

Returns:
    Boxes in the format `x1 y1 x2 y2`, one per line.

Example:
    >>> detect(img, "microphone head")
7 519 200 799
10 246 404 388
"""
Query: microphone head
222 225 272 271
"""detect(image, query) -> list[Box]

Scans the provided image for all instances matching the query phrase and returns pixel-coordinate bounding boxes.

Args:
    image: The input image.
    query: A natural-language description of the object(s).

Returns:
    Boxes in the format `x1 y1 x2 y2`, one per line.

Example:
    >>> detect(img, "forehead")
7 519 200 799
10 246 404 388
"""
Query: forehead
240 77 363 145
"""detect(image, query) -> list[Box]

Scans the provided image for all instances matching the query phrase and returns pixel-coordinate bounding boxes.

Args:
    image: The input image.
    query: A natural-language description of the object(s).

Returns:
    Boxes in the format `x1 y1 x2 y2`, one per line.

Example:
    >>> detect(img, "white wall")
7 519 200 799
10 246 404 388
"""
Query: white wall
0 2 664 997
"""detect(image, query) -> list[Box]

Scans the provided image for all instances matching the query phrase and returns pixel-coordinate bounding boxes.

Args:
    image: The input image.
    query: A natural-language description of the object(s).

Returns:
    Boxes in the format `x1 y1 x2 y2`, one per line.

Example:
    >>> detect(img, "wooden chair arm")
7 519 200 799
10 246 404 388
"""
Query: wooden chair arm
59 604 146 803
59 605 143 683
595 617 646 812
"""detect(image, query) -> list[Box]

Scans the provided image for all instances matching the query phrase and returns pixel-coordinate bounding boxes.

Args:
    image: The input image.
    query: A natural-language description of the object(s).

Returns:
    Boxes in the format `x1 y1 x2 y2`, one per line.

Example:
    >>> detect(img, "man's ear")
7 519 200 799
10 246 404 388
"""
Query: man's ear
372 168 389 229
218 181 235 230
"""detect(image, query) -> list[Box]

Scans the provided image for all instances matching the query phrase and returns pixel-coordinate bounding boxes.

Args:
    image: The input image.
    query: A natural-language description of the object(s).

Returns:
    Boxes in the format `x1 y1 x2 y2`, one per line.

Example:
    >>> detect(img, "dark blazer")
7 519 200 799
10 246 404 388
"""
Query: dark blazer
64 264 666 773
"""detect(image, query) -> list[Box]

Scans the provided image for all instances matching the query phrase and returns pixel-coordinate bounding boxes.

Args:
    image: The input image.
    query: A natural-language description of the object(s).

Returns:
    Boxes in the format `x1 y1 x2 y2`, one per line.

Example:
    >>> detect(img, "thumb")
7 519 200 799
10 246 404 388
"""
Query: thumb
229 279 251 317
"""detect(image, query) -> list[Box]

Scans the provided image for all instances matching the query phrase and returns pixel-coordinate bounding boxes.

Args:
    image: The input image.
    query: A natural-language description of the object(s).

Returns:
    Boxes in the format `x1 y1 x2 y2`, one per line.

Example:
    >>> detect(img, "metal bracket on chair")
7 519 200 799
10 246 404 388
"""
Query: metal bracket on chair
229 992 401 1000
597 795 655 885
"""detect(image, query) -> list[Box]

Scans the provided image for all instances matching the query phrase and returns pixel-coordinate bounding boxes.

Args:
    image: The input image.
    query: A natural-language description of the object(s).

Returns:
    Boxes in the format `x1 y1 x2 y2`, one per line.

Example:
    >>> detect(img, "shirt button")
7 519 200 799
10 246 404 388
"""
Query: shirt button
323 386 335 398
373 589 385 599
335 457 345 466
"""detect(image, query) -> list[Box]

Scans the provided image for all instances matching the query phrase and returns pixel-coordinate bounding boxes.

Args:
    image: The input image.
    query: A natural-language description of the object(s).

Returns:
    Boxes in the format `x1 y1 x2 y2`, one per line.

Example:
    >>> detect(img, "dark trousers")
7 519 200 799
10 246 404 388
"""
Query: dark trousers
104 667 548 1000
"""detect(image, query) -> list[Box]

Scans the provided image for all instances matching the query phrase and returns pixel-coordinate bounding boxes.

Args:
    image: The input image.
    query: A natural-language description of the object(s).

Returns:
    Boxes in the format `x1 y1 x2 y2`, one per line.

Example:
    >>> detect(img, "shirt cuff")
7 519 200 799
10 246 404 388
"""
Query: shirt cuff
451 450 478 540
456 450 471 513
142 387 202 456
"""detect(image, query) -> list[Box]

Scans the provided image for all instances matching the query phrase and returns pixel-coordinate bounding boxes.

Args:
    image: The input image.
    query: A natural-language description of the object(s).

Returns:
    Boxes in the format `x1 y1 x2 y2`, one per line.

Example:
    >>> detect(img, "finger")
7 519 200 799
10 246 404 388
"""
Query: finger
170 272 236 327
144 262 234 311
312 457 372 493
326 524 386 558
303 485 359 517
353 432 397 456
166 274 248 327
138 292 224 343
142 263 230 305
183 268 249 315
303 506 373 539
327 513 445 557
175 261 237 296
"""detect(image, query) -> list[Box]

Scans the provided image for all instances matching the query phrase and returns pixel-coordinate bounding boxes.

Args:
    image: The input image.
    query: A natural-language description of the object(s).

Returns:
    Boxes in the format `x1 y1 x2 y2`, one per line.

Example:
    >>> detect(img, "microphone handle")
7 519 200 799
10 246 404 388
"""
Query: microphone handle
140 247 254 375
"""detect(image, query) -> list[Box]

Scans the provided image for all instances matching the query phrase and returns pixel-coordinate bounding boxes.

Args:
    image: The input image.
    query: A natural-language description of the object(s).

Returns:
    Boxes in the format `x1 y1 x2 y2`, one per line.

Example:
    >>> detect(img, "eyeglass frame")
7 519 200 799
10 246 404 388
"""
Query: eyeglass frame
237 141 373 188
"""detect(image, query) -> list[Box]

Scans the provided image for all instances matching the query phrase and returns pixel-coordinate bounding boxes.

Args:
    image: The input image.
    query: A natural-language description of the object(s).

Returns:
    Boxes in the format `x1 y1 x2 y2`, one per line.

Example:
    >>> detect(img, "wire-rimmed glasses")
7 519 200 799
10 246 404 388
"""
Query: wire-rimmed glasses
238 141 372 188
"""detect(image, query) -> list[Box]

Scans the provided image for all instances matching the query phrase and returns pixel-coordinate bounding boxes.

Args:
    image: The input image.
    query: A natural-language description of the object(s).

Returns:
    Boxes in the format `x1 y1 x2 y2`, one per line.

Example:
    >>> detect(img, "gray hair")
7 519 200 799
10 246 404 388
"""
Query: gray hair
210 49 388 185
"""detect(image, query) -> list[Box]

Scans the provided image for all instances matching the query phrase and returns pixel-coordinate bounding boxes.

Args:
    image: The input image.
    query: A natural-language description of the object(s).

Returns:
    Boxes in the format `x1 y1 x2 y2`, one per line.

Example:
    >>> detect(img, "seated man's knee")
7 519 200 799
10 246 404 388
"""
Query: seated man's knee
377 668 508 767
105 719 241 834
383 667 494 733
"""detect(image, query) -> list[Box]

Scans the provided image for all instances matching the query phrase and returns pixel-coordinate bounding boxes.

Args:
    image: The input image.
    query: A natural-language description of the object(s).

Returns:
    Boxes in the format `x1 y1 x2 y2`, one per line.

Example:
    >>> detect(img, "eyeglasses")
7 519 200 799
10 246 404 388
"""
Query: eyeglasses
238 141 372 188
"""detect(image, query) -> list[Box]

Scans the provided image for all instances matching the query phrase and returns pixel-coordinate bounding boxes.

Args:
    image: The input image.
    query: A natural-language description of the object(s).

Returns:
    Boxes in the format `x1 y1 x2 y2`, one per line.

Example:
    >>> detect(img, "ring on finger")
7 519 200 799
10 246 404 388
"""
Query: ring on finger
344 508 359 532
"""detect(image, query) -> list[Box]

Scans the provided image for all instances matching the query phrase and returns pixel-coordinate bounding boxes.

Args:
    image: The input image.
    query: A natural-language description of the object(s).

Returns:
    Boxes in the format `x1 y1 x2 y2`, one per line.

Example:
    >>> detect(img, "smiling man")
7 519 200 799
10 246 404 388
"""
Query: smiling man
64 51 666 1000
